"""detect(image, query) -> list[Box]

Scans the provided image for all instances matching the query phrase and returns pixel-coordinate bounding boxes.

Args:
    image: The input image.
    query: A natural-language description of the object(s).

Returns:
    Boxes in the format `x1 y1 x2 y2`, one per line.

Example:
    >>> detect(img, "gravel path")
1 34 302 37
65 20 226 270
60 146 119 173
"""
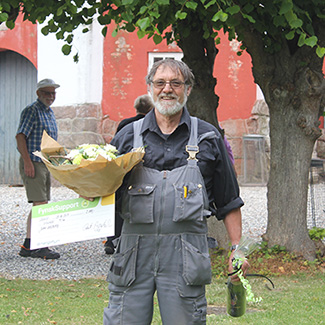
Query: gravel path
0 183 324 280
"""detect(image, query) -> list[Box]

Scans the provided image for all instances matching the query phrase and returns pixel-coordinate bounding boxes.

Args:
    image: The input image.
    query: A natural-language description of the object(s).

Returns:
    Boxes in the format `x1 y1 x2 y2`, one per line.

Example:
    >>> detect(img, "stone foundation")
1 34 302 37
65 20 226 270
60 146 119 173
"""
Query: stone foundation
52 103 118 149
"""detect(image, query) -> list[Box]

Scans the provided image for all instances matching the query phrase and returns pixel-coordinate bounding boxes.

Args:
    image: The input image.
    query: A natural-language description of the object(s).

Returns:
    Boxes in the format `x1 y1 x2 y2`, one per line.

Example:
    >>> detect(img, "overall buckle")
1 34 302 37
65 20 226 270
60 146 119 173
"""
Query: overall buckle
186 145 199 160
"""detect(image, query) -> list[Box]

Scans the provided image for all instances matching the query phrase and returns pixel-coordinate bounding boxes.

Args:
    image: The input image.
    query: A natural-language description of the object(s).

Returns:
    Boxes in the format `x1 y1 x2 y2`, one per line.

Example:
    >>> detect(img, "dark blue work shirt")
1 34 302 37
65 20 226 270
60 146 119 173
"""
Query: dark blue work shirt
111 107 244 220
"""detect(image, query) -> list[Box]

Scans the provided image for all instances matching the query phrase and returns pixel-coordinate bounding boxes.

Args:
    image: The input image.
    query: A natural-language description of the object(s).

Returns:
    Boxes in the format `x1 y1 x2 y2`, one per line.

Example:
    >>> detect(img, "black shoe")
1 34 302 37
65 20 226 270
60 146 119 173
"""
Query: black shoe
104 240 115 255
30 247 60 260
19 246 32 257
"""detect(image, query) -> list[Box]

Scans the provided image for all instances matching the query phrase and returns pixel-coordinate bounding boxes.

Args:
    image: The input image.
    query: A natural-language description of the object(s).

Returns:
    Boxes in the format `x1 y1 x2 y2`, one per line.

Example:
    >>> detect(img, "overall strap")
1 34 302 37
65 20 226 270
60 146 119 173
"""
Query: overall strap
186 117 199 160
132 119 144 149
133 116 199 160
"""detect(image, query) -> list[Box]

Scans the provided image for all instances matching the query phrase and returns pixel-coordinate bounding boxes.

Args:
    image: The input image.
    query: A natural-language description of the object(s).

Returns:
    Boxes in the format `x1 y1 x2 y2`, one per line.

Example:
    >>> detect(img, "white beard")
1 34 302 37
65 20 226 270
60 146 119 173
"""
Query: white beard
153 93 187 117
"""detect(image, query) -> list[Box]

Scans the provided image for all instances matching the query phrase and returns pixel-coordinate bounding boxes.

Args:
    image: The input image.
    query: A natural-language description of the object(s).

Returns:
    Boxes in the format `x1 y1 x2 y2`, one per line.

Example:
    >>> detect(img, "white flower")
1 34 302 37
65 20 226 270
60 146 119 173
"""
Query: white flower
63 144 118 165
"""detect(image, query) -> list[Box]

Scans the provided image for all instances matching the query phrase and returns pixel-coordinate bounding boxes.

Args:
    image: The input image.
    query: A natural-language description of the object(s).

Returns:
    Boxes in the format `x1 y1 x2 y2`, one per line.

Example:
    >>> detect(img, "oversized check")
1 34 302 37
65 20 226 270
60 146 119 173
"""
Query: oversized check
30 195 115 249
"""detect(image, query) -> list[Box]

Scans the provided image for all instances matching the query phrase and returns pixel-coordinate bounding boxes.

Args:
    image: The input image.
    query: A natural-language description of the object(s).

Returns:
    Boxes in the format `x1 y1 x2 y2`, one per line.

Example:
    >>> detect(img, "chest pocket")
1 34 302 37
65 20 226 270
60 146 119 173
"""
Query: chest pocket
121 184 156 223
173 182 205 222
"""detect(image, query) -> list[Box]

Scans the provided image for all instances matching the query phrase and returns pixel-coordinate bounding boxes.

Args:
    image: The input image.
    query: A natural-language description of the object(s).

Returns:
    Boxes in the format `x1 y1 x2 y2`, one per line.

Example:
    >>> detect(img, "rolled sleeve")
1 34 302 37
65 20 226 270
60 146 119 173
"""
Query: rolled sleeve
215 197 244 220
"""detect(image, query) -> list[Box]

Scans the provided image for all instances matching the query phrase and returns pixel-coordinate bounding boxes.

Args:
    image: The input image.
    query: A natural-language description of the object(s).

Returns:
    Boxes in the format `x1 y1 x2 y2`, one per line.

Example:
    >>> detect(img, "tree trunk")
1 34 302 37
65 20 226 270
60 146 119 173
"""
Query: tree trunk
176 22 229 248
262 67 323 260
176 22 220 130
246 41 324 260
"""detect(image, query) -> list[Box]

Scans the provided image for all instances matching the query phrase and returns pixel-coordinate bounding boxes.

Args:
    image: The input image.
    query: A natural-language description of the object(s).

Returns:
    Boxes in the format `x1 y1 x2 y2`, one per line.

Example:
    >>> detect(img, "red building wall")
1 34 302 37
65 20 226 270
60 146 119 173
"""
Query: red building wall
102 26 256 123
0 15 37 67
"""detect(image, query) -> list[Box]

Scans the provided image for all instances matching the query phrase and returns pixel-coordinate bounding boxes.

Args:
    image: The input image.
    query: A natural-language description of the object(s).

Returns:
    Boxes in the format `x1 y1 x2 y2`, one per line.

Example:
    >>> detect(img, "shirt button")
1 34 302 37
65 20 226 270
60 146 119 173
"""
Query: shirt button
166 148 171 152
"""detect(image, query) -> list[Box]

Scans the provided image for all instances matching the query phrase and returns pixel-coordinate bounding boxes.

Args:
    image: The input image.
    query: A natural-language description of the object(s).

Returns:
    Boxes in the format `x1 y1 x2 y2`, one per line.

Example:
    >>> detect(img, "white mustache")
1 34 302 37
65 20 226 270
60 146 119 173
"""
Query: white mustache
158 94 178 100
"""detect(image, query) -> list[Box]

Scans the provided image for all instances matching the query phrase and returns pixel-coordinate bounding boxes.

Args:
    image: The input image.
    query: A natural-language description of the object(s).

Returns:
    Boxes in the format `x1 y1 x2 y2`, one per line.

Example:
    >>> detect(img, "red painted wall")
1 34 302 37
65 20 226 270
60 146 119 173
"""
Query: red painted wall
214 36 256 121
0 15 37 67
102 26 256 123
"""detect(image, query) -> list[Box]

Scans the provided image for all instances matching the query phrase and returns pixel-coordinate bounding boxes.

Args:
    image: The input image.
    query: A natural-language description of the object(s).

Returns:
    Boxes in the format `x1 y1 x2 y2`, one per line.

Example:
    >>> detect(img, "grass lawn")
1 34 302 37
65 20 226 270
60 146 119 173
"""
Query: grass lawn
1 248 324 324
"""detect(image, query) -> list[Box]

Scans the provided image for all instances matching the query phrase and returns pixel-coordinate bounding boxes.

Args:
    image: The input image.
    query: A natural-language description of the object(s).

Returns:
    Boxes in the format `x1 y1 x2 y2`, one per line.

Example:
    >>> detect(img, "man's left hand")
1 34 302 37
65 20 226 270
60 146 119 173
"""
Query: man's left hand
228 250 250 282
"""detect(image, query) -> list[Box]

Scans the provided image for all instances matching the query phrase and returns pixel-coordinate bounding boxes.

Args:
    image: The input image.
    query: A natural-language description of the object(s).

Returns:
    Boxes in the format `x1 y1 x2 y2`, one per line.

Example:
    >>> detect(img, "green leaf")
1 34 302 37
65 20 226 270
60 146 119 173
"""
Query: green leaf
289 18 303 29
156 0 170 4
226 5 240 15
305 23 315 36
98 14 111 25
185 1 198 10
1 3 11 12
204 0 216 9
284 10 297 25
139 6 147 14
57 6 65 16
125 23 135 32
273 15 286 27
56 30 64 40
122 0 134 5
175 10 187 20
0 12 9 22
137 17 151 30
149 10 160 19
285 30 295 40
121 11 134 22
101 26 107 37
242 13 255 24
137 29 146 39
297 33 306 47
6 20 15 29
112 28 118 37
66 34 73 43
68 4 78 15
212 10 228 22
62 44 72 55
279 0 293 15
304 36 317 48
243 3 254 13
316 46 325 58
75 0 84 6
41 25 50 36
153 34 163 44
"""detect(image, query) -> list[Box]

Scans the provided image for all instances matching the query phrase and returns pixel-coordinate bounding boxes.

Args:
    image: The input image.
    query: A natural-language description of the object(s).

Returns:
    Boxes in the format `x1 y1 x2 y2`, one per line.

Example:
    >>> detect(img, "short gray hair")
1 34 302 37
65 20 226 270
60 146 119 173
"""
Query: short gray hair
146 59 195 87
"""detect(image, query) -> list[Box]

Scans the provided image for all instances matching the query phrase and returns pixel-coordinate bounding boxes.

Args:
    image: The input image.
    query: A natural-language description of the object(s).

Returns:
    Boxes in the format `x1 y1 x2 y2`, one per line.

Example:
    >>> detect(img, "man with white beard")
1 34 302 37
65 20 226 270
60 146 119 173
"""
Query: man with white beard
103 59 248 324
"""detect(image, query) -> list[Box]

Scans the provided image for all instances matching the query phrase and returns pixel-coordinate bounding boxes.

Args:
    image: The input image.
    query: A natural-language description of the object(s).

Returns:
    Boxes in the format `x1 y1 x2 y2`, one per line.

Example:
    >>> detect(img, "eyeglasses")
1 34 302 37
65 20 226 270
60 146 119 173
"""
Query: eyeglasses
40 90 56 96
152 80 185 89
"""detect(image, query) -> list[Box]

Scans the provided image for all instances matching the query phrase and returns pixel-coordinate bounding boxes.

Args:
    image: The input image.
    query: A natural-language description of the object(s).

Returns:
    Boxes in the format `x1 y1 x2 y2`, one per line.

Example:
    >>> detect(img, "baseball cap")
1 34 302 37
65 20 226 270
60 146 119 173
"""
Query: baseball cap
37 79 60 90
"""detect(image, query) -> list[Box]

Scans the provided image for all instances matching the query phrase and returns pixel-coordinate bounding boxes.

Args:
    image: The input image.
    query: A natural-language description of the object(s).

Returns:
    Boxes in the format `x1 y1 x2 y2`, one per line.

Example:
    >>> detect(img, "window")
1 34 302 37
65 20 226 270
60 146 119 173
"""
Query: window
148 52 183 72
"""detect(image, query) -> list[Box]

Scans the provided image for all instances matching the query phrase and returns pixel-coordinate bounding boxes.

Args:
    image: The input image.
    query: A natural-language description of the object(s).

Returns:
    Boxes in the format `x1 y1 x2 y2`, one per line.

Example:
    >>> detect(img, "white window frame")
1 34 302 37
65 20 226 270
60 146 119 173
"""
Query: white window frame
148 52 183 73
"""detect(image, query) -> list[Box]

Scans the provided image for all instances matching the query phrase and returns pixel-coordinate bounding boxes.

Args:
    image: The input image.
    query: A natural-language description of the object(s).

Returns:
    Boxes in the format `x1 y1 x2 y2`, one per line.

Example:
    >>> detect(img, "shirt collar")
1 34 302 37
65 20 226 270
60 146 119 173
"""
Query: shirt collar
37 98 50 110
140 106 191 135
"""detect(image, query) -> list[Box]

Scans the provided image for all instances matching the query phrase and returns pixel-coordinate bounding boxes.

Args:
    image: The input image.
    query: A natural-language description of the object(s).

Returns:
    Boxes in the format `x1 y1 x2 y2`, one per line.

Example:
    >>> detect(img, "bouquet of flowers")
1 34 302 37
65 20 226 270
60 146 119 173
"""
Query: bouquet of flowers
48 143 119 166
34 131 144 197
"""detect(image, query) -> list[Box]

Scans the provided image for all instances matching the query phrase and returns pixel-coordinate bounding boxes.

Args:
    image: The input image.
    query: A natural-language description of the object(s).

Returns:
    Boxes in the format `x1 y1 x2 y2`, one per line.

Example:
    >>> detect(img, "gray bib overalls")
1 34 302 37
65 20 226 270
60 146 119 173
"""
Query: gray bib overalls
104 117 212 325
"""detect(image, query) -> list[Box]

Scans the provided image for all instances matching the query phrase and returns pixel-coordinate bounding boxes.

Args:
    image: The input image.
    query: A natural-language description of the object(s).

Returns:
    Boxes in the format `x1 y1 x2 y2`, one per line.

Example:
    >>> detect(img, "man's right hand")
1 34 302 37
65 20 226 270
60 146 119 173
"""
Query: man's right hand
24 160 35 178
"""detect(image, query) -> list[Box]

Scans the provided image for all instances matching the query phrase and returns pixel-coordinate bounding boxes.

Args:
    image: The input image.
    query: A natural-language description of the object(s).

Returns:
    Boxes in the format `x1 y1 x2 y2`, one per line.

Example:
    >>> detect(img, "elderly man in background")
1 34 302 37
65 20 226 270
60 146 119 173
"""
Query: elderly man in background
115 94 154 134
16 78 61 260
